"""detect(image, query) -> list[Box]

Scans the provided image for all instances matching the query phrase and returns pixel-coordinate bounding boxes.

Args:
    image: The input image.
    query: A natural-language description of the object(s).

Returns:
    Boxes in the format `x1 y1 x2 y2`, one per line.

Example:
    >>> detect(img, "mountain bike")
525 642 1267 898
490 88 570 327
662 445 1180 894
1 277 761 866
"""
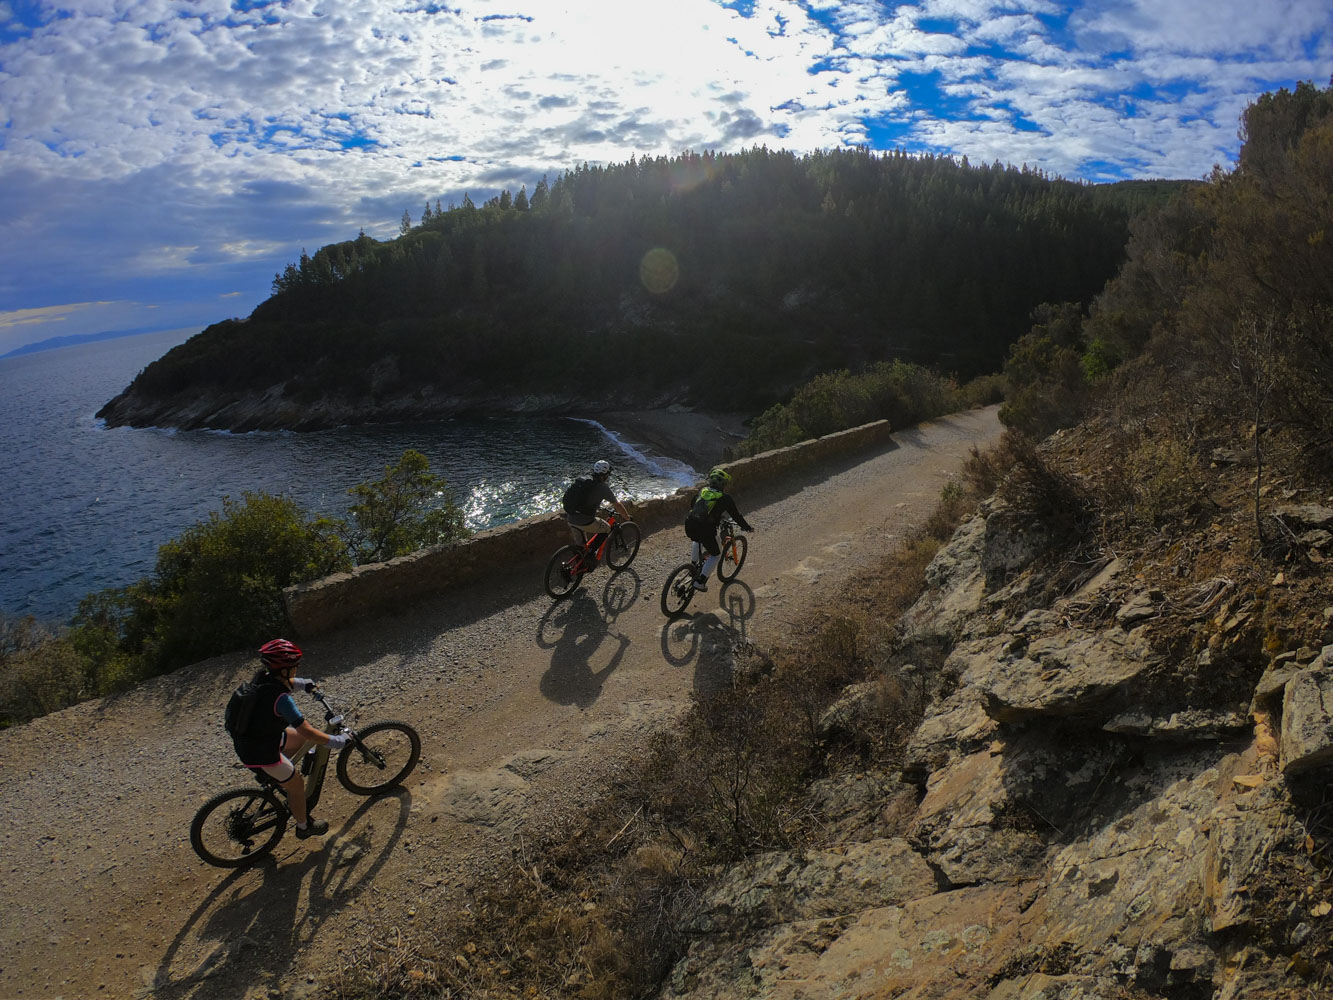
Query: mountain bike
660 516 748 617
544 508 642 599
190 689 421 868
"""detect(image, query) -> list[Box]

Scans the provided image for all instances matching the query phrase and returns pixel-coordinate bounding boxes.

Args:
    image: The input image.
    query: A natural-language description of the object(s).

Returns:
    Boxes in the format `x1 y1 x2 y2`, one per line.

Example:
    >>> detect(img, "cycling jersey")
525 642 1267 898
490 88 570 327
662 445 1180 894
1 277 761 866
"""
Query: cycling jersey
564 478 618 526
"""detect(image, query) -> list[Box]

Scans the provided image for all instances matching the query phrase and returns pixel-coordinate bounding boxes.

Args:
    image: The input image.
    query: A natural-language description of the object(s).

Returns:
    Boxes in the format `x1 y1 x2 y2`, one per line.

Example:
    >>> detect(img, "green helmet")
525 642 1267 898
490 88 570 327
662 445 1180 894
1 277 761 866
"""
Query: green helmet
707 467 732 487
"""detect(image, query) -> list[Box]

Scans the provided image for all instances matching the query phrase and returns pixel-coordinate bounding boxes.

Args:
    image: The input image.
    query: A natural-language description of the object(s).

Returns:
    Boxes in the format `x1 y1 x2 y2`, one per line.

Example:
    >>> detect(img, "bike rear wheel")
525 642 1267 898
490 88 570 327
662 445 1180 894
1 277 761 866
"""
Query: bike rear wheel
718 534 748 581
660 564 698 617
337 721 422 794
605 522 642 569
190 787 288 868
544 544 586 599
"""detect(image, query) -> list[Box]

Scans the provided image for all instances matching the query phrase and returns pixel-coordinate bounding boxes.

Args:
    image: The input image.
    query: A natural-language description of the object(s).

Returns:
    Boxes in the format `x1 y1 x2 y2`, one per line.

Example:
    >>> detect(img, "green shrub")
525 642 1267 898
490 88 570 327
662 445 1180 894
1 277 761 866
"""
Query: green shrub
731 361 971 458
338 449 468 563
70 492 348 684
961 373 1007 407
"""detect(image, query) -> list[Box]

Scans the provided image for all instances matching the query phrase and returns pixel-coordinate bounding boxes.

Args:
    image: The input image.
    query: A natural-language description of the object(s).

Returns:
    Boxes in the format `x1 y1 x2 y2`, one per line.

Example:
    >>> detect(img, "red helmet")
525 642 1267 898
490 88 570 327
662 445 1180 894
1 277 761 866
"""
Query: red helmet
258 638 302 668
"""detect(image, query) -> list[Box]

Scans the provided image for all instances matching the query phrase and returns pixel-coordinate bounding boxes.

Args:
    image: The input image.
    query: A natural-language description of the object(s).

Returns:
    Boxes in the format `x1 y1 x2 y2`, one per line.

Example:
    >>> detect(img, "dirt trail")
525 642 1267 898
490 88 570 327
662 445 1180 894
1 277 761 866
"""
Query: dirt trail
0 407 1002 1000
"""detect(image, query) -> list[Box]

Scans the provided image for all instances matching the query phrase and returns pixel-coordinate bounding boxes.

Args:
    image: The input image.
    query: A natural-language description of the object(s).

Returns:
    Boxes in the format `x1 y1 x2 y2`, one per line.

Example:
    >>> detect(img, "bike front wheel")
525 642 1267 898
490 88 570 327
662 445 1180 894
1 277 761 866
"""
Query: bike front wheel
605 523 642 570
660 564 698 617
718 534 748 581
190 787 288 868
544 544 586 599
337 721 422 795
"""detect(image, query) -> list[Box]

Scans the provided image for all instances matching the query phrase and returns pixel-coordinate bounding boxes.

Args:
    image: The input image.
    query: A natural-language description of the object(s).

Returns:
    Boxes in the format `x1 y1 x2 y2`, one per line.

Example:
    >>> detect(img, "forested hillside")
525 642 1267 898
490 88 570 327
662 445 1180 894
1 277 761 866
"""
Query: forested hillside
99 147 1181 431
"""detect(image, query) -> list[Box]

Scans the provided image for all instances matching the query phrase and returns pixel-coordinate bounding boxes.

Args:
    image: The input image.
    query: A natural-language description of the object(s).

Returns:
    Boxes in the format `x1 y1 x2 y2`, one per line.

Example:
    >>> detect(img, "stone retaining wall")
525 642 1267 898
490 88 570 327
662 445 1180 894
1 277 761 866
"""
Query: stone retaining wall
282 418 894 636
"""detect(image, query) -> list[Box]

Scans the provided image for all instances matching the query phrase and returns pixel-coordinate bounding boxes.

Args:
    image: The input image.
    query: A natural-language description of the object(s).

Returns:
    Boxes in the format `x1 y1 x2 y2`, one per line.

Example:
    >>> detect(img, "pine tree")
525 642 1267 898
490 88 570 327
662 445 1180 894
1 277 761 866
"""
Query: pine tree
399 210 412 235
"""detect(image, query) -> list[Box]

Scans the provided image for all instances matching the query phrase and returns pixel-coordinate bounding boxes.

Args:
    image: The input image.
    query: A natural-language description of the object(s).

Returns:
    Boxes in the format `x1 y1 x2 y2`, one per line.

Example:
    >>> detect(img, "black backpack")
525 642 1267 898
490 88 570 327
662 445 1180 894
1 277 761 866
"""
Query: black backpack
562 477 598 515
224 680 261 738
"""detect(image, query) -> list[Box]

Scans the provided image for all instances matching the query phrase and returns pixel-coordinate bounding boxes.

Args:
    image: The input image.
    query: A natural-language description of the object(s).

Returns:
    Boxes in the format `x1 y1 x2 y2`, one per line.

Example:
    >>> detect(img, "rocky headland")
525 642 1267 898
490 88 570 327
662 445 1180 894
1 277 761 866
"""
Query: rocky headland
95 376 695 434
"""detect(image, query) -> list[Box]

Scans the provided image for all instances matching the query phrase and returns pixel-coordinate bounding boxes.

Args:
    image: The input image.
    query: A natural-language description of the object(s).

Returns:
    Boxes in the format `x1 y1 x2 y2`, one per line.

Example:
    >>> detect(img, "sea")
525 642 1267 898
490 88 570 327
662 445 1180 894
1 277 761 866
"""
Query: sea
0 328 696 624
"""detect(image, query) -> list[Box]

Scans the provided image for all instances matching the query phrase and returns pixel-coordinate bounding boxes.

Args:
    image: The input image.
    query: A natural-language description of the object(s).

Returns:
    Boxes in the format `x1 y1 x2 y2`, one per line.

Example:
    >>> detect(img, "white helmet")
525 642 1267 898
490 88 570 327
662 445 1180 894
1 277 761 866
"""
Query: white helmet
592 459 611 476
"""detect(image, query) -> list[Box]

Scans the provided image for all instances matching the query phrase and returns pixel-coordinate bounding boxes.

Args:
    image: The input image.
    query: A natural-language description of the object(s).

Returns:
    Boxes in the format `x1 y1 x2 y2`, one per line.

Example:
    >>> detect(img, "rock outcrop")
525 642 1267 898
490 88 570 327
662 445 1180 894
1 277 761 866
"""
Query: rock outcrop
658 500 1329 999
97 367 691 432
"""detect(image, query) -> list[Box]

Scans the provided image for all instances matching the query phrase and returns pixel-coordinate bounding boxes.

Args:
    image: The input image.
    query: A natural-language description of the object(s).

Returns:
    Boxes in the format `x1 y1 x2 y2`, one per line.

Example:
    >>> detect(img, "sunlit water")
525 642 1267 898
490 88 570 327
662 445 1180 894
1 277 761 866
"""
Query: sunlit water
0 330 696 623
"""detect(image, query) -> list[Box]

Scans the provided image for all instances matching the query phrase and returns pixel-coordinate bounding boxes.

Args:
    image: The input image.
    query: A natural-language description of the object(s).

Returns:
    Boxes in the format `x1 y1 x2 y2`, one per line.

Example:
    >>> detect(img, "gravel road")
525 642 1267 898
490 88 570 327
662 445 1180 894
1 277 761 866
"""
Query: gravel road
0 406 1002 1000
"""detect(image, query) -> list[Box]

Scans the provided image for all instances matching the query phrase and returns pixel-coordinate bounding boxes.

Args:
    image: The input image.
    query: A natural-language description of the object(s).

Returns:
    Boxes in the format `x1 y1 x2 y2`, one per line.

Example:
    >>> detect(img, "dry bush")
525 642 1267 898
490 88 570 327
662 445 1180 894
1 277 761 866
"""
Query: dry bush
988 433 1092 539
0 616 89 727
1112 434 1208 530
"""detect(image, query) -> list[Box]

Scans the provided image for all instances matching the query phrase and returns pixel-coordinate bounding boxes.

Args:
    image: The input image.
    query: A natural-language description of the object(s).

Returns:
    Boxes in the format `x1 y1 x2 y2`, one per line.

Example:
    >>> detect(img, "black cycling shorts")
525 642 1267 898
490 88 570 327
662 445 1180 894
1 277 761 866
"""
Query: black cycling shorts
685 517 720 556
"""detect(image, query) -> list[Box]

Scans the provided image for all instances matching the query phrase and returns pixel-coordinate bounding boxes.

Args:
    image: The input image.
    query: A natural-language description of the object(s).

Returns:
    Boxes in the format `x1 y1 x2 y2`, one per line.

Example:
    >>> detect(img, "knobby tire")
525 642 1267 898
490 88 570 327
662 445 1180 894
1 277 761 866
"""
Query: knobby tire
661 564 698 617
605 522 642 570
544 544 586 599
337 721 422 795
190 787 288 868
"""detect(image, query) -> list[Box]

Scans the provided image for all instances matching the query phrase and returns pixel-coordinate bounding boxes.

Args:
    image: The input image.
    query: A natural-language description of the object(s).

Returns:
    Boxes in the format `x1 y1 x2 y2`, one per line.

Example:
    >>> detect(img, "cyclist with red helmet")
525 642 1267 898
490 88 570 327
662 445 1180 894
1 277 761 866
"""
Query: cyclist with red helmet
225 639 346 839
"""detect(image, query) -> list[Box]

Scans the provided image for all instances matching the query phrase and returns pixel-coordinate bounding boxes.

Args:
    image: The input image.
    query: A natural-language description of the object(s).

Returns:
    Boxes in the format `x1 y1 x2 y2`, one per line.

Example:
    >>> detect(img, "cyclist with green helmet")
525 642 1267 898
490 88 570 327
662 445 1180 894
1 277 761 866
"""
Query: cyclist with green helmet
684 466 753 591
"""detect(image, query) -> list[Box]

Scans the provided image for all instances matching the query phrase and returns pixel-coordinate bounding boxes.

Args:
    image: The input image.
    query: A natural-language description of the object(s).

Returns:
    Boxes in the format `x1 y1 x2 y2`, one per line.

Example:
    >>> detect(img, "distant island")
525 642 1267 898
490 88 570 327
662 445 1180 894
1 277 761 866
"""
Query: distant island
1 327 186 360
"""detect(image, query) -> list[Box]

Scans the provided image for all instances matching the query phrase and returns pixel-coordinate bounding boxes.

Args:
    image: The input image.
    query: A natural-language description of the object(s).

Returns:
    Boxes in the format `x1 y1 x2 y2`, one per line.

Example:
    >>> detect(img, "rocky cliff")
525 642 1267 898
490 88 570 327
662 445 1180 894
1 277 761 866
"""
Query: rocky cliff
658 469 1333 998
96 371 690 432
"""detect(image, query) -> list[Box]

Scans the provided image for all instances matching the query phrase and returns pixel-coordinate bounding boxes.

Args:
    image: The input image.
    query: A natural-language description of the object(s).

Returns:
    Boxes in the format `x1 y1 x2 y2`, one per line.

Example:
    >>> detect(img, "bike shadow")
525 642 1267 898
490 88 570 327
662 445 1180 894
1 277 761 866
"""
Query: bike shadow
535 573 639 708
150 788 411 1000
659 580 755 698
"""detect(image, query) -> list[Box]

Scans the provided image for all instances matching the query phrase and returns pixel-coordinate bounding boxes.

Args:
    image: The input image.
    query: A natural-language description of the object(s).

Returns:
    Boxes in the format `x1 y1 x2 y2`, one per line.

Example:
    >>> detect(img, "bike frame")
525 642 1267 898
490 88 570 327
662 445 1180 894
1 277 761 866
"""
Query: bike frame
573 509 627 567
689 517 738 570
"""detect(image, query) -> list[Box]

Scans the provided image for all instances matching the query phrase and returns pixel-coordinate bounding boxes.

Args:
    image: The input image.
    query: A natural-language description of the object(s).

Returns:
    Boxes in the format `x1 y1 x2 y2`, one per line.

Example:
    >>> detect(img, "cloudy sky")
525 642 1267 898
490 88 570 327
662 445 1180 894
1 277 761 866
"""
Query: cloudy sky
0 0 1329 356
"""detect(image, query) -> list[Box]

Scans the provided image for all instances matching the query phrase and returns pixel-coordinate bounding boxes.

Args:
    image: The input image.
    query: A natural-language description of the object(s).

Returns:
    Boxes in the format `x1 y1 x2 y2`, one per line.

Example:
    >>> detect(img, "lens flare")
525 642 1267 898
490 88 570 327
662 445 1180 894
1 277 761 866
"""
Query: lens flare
639 247 679 294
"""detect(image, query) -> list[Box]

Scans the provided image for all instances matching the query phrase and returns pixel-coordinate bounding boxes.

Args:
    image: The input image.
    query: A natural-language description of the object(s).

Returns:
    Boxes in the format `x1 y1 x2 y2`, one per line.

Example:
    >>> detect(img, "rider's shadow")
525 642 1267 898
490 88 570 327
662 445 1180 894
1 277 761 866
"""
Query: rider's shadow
537 589 630 708
153 789 412 999
660 581 756 699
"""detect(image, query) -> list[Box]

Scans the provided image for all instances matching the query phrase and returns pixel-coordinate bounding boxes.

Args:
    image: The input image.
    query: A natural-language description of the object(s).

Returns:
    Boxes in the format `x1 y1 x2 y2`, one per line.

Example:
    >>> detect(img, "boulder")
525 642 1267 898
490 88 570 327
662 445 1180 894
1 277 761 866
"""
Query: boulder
1102 706 1251 740
816 681 885 741
1273 503 1333 530
1205 782 1296 934
908 744 1051 886
762 882 1041 1000
1280 654 1333 775
986 974 1116 999
800 772 919 844
1115 589 1163 627
954 627 1157 724
908 732 1123 888
663 840 941 999
903 694 998 780
901 503 1051 644
1025 758 1229 991
684 839 939 937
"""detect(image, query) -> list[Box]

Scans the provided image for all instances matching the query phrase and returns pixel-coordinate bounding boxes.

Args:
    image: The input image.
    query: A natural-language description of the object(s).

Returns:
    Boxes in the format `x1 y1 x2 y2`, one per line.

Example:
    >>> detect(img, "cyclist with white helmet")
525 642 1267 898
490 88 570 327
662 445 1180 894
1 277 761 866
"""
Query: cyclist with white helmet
684 466 753 591
560 459 631 564
224 639 347 839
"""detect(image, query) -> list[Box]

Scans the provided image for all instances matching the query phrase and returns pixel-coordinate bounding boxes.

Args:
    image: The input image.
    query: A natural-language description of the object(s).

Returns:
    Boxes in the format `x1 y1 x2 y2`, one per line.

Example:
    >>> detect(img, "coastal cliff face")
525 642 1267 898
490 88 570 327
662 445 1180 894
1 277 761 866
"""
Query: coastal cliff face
96 372 690 432
659 470 1333 998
